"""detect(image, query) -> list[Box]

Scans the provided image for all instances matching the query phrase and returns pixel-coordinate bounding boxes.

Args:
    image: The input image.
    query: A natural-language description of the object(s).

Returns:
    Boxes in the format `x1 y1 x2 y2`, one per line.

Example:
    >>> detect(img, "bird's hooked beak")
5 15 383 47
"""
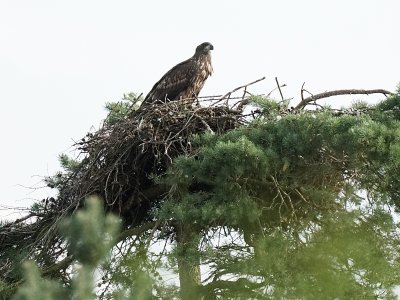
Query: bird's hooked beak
207 43 214 51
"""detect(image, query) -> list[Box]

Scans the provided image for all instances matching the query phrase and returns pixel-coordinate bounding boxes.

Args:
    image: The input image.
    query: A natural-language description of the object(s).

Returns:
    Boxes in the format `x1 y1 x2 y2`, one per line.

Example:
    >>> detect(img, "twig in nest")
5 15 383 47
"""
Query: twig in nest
212 76 266 106
300 82 306 102
275 77 285 101
1 213 39 228
199 118 215 134
294 88 393 110
266 82 287 99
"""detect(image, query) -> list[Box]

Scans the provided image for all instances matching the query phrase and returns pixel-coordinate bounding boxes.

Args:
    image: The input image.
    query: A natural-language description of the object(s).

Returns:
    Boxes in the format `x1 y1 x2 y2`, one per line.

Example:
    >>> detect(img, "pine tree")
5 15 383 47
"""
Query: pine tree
1 89 400 299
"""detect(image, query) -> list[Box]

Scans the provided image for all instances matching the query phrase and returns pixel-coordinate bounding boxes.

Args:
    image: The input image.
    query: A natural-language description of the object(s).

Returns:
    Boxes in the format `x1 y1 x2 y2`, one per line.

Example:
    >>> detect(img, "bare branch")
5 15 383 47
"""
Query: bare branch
275 77 284 101
212 77 266 106
1 213 41 228
300 82 306 102
295 88 393 110
116 221 160 244
43 255 74 277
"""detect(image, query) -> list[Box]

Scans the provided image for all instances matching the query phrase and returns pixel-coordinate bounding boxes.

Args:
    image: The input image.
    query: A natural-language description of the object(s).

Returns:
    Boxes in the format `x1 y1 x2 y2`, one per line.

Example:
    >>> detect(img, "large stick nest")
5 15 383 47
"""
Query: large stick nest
0 96 251 281
72 99 247 225
56 96 250 225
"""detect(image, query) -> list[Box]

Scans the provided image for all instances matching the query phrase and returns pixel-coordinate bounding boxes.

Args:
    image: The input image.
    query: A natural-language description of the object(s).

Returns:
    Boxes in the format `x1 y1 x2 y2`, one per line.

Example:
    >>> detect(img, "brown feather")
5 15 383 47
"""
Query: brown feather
142 42 213 107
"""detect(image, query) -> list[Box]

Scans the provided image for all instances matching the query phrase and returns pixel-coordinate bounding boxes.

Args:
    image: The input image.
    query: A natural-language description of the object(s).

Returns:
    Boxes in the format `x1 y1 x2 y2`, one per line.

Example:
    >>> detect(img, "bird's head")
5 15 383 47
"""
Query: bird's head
195 42 214 54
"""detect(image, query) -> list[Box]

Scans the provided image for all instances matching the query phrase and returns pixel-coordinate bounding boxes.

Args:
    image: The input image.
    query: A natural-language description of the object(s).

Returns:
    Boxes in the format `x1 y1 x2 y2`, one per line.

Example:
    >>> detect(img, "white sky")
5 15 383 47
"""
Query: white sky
0 0 399 220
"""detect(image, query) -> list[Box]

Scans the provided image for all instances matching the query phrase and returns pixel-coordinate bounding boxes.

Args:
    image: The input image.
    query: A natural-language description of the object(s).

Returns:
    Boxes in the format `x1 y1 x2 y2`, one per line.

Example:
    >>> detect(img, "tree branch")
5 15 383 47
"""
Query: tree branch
116 221 159 244
275 77 284 101
1 213 41 228
295 88 393 110
26 221 161 283
43 255 74 277
212 77 266 106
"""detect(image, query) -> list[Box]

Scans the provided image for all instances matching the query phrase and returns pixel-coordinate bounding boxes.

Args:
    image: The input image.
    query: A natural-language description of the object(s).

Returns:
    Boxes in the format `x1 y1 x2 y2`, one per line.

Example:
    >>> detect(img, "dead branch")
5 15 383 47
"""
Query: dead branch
212 76 266 106
1 213 41 228
116 221 160 244
275 77 285 101
295 88 393 110
300 82 306 103
43 255 74 277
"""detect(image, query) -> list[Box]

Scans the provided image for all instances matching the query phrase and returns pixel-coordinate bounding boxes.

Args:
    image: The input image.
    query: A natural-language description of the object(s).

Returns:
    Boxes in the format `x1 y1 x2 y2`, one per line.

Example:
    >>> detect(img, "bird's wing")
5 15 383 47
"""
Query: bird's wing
144 58 197 102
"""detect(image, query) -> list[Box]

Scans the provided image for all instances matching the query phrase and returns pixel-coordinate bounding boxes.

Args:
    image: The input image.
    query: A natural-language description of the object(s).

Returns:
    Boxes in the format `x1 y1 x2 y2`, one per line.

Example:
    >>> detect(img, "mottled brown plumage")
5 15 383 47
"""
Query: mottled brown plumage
142 42 214 107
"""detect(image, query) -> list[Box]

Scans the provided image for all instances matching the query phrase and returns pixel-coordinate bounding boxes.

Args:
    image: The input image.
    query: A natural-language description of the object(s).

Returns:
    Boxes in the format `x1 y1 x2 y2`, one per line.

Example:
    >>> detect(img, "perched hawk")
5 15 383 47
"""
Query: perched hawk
142 42 214 107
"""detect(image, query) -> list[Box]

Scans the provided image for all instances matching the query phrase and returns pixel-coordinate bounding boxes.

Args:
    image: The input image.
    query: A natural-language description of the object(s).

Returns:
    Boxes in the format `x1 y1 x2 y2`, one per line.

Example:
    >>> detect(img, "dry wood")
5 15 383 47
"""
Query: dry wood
295 88 393 110
275 77 285 101
212 76 266 106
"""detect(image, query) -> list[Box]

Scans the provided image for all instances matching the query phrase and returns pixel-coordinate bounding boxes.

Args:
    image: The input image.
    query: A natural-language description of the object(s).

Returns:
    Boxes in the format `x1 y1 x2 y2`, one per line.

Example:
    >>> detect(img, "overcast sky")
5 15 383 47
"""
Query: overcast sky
1 0 399 220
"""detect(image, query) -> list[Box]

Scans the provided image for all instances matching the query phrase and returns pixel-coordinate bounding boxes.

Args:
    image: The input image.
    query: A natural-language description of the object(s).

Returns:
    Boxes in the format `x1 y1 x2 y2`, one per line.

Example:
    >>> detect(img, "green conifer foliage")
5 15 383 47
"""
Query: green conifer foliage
12 198 121 300
5 93 400 299
157 94 400 298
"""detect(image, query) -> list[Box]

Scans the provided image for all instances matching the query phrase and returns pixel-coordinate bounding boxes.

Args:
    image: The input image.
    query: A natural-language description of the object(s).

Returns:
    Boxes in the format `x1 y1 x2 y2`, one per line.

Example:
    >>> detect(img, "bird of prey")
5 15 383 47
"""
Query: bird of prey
142 42 214 107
